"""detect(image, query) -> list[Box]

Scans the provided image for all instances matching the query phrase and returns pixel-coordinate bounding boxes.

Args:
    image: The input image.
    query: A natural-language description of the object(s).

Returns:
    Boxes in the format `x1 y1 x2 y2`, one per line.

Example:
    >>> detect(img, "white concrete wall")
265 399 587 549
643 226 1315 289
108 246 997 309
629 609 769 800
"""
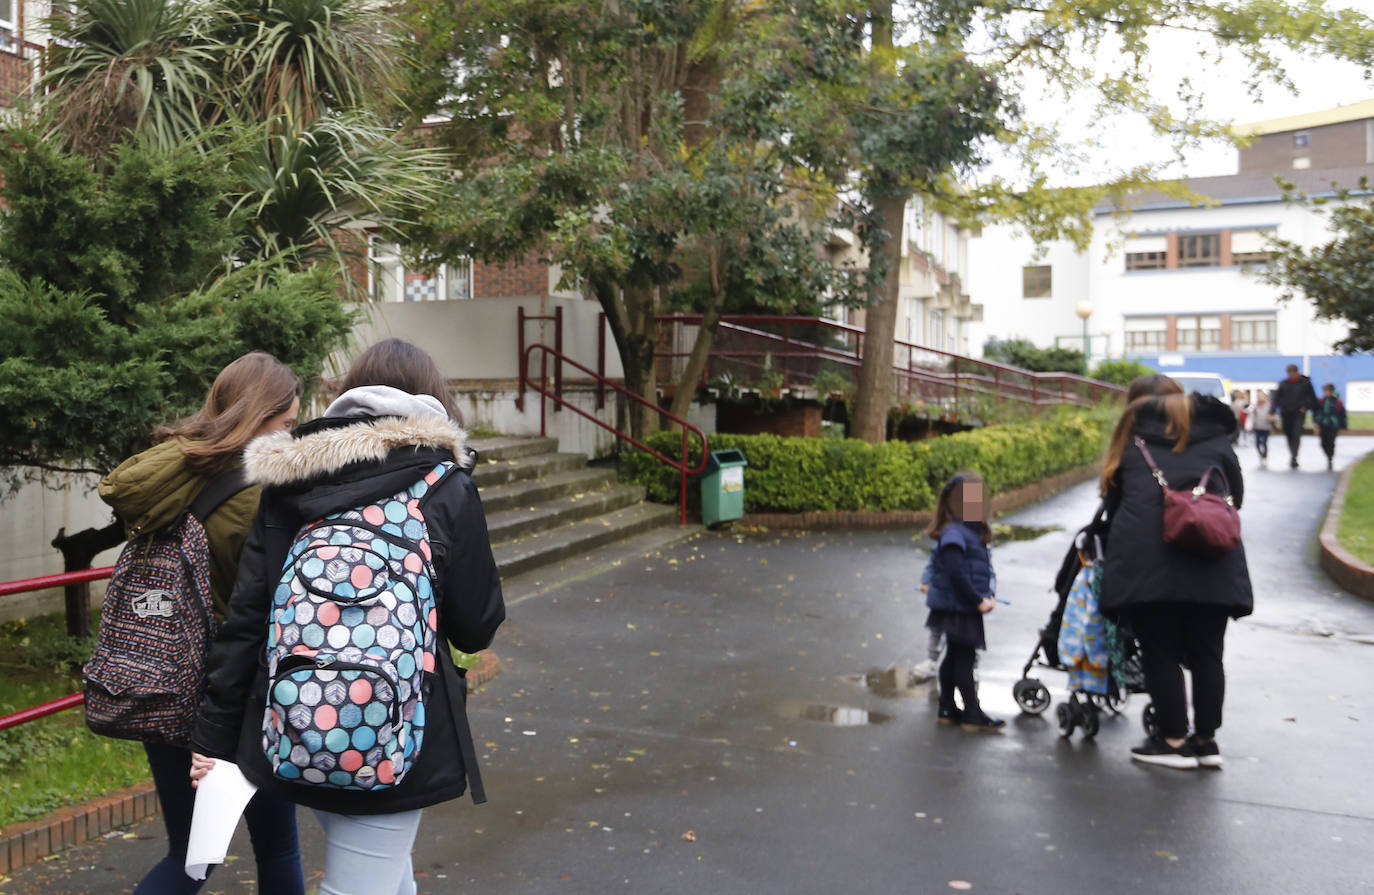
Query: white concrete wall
351 296 622 382
966 231 1094 358
0 475 121 622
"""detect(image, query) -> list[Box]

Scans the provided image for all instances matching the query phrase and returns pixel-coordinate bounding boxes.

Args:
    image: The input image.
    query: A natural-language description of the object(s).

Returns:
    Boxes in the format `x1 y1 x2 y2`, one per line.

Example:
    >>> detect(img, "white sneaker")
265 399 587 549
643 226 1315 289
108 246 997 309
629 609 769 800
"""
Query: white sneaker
911 659 938 680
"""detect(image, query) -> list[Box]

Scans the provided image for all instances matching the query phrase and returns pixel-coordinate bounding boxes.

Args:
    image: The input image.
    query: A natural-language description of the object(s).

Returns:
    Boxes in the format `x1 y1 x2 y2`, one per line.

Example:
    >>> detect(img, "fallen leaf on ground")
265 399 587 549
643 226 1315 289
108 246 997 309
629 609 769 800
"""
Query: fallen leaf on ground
682 830 697 842
948 882 972 890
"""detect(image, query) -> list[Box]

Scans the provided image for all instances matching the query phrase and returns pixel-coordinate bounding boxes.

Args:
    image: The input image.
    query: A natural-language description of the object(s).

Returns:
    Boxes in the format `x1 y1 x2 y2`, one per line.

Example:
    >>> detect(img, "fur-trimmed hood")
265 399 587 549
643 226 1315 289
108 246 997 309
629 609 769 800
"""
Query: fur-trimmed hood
245 414 472 488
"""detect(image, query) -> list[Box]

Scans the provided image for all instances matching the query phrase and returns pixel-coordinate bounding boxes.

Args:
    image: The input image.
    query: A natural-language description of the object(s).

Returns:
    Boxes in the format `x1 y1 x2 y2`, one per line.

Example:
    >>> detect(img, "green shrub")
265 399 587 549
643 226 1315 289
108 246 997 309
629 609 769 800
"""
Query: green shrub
620 409 1111 515
1091 358 1157 387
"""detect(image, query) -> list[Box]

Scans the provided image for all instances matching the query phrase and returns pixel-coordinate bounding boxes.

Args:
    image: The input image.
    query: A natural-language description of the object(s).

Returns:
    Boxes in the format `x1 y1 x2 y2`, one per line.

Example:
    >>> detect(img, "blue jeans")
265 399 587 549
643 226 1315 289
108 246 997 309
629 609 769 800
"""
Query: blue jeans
313 808 424 895
135 743 304 895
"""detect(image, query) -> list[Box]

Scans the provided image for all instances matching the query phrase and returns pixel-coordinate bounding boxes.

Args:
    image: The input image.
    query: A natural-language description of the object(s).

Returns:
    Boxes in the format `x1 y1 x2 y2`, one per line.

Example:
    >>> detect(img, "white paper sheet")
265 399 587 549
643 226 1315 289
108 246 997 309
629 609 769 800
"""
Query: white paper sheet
185 760 259 880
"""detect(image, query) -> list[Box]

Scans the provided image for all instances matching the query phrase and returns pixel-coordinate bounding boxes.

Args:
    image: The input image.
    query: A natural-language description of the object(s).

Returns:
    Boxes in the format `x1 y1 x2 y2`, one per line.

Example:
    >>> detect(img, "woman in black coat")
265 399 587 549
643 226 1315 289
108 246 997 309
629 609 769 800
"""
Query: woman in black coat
191 340 505 894
1100 377 1253 770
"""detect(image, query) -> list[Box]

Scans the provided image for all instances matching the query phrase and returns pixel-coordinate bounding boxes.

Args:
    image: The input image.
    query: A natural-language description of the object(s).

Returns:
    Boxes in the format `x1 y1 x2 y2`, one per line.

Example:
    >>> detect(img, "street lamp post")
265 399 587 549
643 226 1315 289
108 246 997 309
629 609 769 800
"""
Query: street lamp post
1075 301 1094 376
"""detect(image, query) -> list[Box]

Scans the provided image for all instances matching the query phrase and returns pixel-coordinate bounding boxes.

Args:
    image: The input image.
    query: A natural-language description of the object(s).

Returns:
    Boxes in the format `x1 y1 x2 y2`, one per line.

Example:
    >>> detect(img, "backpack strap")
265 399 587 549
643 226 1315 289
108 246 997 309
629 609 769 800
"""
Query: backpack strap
440 653 487 804
189 468 251 523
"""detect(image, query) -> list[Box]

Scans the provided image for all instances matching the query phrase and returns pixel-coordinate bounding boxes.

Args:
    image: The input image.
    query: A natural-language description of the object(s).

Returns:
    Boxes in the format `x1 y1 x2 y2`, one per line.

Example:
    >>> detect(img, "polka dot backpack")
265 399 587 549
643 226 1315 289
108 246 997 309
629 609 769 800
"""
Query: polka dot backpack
262 462 455 790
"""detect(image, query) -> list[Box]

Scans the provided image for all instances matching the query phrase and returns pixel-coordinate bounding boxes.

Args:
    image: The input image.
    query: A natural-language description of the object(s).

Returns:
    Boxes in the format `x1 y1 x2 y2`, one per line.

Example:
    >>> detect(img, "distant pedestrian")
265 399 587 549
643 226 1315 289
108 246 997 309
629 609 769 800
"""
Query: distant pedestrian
1273 364 1318 468
1314 383 1348 471
1251 391 1275 467
1099 377 1253 769
1229 390 1249 446
925 471 1003 732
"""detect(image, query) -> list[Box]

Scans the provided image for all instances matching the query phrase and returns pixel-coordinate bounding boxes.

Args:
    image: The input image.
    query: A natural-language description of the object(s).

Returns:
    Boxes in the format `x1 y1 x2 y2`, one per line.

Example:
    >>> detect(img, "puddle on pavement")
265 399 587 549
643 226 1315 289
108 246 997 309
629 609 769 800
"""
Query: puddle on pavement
793 703 893 726
993 523 1062 542
842 667 931 698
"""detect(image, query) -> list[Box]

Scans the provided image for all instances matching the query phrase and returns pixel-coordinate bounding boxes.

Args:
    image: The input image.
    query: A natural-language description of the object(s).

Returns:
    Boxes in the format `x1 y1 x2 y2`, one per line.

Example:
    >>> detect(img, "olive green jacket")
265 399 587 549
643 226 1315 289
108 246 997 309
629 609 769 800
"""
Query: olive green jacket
98 440 262 620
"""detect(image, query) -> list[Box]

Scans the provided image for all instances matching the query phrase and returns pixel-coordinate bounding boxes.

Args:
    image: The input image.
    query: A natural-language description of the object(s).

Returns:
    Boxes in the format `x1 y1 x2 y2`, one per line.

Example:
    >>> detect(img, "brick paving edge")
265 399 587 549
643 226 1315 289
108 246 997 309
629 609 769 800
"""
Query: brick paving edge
0 650 502 879
738 463 1101 531
1318 450 1374 603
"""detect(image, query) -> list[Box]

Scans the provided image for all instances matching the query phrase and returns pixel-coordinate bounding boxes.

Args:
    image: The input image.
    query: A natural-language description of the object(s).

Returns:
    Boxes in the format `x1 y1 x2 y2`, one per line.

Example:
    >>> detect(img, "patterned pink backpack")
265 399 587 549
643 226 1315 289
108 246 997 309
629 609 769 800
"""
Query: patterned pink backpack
261 461 480 795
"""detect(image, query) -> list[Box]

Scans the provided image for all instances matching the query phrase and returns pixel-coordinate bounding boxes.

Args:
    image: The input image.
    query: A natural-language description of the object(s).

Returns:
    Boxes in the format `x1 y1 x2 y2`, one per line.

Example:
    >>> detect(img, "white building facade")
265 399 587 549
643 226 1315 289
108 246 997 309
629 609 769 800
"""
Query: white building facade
968 100 1374 403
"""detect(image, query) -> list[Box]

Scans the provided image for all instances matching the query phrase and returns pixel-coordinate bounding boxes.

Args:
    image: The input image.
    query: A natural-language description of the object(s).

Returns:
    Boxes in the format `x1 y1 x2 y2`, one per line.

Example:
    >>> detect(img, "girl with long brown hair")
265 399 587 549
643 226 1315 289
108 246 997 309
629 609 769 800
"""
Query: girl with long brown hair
99 351 305 894
1099 375 1253 769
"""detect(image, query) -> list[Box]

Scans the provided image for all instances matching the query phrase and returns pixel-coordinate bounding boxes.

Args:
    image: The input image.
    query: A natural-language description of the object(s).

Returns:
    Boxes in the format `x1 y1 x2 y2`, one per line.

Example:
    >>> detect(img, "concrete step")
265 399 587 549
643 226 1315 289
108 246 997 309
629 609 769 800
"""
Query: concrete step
467 436 560 463
477 466 619 514
500 523 704 605
469 452 587 488
485 483 647 543
492 502 681 579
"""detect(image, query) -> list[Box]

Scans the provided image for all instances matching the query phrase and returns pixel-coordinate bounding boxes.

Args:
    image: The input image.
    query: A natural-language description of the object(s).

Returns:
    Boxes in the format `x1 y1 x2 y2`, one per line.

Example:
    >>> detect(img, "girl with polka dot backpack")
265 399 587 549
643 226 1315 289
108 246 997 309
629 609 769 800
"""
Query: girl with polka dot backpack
191 340 505 895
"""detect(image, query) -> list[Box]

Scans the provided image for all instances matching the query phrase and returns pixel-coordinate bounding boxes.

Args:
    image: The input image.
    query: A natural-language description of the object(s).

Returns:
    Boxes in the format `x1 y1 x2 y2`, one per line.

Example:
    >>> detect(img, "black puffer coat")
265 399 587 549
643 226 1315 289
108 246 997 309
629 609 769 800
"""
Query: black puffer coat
191 408 505 815
1100 396 1254 619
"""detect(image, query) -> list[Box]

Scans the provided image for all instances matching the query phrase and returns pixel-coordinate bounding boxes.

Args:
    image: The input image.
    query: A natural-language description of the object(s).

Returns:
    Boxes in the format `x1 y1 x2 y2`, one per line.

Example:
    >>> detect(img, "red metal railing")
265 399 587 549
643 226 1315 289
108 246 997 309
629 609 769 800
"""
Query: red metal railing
0 569 112 730
654 315 1123 418
522 343 708 525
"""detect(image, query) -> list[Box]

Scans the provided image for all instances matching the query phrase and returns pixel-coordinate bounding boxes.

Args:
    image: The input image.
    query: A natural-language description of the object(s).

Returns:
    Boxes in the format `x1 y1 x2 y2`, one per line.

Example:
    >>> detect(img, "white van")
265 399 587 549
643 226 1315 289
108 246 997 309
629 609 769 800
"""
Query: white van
1165 372 1229 401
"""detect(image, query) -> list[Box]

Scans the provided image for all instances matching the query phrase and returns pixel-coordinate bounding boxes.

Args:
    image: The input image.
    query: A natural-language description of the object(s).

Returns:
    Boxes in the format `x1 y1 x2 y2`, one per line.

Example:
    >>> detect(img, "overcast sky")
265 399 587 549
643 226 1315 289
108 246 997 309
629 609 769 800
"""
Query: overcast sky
977 0 1374 184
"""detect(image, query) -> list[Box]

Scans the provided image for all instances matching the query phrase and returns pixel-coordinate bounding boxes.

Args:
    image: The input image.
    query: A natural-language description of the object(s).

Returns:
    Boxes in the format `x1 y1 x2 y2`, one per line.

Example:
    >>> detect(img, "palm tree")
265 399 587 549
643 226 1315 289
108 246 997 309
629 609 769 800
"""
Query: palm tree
40 0 445 281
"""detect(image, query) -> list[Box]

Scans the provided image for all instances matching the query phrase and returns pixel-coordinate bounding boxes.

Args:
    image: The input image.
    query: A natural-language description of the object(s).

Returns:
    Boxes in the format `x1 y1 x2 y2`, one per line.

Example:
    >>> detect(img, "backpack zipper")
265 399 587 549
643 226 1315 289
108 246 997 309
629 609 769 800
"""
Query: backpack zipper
310 517 439 585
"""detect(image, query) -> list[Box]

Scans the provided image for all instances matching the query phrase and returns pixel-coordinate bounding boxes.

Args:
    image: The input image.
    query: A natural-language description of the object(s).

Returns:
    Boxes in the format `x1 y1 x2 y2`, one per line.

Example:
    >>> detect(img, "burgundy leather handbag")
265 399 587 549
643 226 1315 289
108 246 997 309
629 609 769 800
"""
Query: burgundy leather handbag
1133 436 1241 558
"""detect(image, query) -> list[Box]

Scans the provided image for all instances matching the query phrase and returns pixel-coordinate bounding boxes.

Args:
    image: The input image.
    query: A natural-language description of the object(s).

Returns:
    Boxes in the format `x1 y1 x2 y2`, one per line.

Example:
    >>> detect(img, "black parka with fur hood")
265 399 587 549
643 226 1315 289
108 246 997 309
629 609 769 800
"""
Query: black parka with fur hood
191 387 505 815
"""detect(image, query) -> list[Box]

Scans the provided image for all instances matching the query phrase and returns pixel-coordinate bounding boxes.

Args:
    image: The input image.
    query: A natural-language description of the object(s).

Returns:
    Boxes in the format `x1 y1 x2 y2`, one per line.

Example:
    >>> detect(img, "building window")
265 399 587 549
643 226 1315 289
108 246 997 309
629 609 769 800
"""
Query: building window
1022 265 1052 299
1124 317 1166 353
1177 233 1221 268
369 238 473 302
1123 234 1167 271
1176 315 1221 351
1232 316 1277 351
1231 229 1273 268
1125 250 1166 271
1294 131 1310 148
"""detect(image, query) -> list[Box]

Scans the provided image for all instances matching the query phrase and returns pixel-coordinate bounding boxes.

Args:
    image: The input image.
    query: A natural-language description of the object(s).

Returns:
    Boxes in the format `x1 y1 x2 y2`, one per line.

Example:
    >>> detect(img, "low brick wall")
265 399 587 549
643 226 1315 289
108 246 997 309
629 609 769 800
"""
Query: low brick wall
1318 451 1374 603
0 782 158 877
739 463 1101 530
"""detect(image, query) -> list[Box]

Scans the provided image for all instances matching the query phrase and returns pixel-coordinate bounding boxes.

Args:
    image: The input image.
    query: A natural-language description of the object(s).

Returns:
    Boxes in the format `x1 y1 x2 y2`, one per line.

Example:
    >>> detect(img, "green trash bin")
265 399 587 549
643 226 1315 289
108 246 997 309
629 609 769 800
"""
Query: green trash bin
701 449 748 527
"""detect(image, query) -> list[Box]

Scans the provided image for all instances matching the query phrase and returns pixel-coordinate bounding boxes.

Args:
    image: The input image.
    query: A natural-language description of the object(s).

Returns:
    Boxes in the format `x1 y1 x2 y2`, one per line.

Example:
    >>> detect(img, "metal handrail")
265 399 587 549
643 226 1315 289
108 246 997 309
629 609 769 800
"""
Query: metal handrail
655 314 1124 407
522 343 709 525
0 569 110 730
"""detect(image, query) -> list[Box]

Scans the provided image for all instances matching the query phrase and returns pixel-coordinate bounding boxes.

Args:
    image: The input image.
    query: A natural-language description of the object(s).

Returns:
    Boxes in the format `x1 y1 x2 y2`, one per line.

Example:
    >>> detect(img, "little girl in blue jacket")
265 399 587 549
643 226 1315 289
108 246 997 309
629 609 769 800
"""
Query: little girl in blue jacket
925 471 1004 731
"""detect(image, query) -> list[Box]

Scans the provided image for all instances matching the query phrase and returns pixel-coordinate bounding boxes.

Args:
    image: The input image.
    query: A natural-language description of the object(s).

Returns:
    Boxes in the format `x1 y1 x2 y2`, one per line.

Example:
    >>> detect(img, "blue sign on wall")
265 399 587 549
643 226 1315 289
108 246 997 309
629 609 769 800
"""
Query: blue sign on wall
1129 352 1374 397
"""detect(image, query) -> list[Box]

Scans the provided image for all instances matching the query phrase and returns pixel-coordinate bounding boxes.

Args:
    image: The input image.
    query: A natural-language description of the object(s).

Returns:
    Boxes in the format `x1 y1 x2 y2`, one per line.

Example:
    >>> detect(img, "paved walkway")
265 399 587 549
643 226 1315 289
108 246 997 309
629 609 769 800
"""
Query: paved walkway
5 434 1374 894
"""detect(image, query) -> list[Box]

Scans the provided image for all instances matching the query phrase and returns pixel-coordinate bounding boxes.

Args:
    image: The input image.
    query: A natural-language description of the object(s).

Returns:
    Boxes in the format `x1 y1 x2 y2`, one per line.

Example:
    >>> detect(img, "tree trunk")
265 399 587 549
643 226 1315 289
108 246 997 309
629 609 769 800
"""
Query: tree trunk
851 193 908 443
596 279 660 439
668 246 728 426
851 0 903 444
51 519 124 639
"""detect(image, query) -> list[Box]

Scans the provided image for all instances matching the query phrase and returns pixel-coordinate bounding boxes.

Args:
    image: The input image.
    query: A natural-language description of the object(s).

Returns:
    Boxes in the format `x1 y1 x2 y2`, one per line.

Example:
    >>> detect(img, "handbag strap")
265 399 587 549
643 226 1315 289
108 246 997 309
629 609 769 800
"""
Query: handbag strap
1132 436 1169 490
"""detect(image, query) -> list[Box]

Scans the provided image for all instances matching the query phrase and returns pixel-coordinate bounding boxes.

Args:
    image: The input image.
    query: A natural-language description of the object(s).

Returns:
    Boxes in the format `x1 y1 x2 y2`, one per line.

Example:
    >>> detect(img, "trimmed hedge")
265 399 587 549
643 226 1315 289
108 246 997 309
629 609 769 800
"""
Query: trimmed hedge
619 409 1111 515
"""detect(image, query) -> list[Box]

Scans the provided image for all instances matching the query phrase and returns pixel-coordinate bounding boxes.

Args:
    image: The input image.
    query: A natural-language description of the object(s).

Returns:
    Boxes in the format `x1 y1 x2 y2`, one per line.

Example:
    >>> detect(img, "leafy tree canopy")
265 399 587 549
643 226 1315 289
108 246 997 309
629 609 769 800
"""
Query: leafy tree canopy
1265 182 1374 353
0 134 354 482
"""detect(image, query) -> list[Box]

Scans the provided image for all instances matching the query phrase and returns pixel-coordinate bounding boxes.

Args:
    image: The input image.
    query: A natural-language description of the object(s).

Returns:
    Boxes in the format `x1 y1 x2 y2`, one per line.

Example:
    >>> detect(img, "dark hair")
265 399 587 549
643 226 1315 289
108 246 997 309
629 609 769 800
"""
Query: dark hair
1323 383 1335 392
927 470 992 545
1287 364 1300 374
156 352 302 475
341 339 461 422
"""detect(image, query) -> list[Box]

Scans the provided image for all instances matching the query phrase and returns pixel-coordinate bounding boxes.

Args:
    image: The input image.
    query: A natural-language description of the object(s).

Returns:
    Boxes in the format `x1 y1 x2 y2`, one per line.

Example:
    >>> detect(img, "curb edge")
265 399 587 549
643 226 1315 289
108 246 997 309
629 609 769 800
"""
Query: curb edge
1317 449 1374 604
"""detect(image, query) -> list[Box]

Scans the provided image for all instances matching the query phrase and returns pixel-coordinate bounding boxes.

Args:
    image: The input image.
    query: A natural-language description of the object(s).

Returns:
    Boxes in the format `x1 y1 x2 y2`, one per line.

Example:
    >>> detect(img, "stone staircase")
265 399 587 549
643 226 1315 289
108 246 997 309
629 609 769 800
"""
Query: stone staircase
467 436 699 596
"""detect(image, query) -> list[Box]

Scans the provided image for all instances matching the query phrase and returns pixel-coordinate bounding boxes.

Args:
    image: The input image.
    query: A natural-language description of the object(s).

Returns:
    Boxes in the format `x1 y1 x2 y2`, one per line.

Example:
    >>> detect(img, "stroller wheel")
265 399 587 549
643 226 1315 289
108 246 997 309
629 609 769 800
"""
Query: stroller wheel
1081 704 1101 739
1056 703 1075 737
1013 678 1051 715
1142 702 1159 737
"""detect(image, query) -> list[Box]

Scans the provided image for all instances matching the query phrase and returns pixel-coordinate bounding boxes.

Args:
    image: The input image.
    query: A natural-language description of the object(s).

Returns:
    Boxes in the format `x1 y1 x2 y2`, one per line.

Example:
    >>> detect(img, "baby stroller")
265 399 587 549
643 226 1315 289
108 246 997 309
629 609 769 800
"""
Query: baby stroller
1010 505 1153 739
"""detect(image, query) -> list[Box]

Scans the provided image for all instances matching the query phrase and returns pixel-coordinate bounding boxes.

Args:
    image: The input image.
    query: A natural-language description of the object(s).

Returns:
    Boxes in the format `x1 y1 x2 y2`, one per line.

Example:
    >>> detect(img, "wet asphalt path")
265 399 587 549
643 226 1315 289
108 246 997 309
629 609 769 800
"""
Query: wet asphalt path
6 434 1373 894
